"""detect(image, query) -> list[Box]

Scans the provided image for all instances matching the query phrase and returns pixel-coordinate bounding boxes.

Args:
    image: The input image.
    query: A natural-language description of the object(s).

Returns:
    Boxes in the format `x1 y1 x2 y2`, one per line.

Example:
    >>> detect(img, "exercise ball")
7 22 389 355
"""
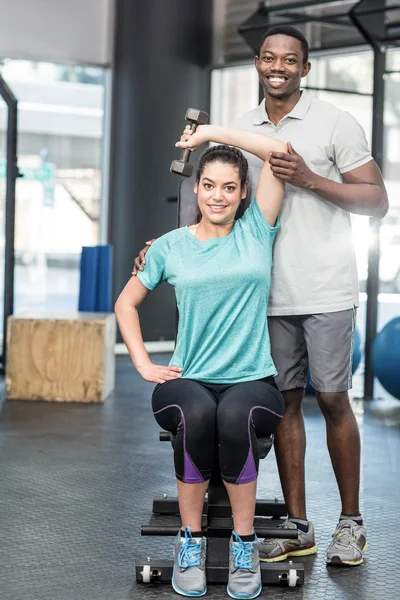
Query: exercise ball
305 327 362 394
372 317 400 400
352 327 362 374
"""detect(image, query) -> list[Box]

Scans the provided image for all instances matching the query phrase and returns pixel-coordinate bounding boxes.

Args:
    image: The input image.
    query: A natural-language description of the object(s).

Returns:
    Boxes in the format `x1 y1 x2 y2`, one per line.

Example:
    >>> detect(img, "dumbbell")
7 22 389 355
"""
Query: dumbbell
170 108 209 177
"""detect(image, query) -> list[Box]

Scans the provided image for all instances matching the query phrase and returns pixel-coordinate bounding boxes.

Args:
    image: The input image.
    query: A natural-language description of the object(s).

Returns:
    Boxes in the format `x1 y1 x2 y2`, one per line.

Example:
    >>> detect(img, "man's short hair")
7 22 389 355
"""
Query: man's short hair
257 25 309 64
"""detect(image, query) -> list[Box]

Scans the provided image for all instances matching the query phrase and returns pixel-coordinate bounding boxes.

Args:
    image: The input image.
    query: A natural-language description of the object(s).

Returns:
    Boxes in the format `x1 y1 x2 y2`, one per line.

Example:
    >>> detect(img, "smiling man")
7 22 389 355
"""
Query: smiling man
132 25 388 568
229 25 388 567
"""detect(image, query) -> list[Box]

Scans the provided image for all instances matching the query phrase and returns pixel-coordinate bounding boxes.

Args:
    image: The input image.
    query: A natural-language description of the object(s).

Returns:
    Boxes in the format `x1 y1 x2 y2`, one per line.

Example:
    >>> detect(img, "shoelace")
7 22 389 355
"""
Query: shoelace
232 532 254 570
261 520 294 543
277 522 293 530
178 528 203 569
332 523 357 547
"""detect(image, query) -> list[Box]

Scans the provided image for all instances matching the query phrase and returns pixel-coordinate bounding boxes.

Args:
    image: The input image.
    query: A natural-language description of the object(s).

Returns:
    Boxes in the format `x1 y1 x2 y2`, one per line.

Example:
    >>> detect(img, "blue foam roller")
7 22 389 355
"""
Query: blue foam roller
372 317 400 400
78 246 99 311
96 245 113 312
352 327 362 374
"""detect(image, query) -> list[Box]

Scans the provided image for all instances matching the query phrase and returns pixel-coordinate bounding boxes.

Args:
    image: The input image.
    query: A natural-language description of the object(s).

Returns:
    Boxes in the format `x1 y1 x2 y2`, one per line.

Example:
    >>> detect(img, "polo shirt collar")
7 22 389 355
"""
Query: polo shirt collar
253 90 311 125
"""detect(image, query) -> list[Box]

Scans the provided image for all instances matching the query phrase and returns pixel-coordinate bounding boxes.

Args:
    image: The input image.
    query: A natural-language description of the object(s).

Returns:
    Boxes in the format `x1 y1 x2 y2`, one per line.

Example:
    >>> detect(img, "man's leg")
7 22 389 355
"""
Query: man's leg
258 317 317 562
305 309 367 566
274 387 307 520
315 391 360 516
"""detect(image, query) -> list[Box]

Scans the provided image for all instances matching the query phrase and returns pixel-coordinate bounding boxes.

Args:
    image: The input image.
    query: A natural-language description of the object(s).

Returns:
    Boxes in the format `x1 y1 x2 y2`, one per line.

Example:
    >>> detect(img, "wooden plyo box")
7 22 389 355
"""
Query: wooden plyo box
6 312 116 403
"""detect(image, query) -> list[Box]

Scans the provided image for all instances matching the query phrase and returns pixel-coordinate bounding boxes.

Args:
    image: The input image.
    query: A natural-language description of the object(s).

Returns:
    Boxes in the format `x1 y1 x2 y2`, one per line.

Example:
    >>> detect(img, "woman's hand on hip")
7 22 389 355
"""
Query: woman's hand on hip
137 362 183 384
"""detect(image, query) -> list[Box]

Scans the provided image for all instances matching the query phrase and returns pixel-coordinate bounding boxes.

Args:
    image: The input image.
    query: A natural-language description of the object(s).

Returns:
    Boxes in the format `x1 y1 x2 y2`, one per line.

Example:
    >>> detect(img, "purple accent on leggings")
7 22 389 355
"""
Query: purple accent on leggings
236 405 283 485
184 451 205 483
237 448 257 484
153 403 204 484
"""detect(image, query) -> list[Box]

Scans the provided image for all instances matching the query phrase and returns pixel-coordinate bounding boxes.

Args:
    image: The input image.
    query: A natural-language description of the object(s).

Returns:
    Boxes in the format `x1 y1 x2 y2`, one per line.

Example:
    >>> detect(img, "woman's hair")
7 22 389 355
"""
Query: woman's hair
193 145 249 224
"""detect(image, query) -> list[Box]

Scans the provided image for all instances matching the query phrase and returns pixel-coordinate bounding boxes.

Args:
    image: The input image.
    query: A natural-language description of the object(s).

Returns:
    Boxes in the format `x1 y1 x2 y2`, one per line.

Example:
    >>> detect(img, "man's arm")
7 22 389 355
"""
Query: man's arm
270 128 388 218
309 159 388 218
179 124 286 162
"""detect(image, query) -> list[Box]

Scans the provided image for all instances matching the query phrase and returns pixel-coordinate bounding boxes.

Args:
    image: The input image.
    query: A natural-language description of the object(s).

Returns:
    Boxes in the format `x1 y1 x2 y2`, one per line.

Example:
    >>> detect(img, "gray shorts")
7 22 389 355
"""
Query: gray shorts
268 308 357 393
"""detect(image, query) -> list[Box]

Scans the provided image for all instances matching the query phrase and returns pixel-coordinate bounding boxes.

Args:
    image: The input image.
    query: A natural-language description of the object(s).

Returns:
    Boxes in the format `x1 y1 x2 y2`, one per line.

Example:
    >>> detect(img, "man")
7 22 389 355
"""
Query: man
133 25 388 567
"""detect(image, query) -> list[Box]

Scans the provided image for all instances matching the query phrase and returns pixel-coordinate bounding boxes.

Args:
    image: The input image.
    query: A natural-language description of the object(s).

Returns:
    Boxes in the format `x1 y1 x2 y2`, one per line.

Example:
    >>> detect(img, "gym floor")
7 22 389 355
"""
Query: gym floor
1 354 399 600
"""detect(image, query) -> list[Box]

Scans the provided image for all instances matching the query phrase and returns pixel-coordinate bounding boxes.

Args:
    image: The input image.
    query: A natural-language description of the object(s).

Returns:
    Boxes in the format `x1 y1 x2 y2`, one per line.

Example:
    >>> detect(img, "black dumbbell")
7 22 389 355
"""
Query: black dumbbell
170 108 209 177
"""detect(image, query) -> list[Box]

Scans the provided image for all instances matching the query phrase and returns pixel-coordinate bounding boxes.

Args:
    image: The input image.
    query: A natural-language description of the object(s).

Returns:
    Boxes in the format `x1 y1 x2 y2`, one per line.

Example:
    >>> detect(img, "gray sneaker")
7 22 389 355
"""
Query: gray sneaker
227 531 261 600
258 520 317 562
326 519 367 566
172 527 207 597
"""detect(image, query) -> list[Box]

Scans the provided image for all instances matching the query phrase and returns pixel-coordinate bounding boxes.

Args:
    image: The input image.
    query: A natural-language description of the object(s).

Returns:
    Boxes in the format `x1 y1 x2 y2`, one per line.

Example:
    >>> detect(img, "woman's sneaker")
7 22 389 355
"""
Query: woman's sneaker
172 527 207 597
227 531 261 599
326 519 368 566
258 520 317 562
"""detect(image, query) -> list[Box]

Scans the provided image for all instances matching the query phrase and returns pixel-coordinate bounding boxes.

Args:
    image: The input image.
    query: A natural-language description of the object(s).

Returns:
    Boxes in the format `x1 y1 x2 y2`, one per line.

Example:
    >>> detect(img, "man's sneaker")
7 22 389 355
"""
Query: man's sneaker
326 519 367 566
227 531 261 600
258 520 317 562
172 527 207 597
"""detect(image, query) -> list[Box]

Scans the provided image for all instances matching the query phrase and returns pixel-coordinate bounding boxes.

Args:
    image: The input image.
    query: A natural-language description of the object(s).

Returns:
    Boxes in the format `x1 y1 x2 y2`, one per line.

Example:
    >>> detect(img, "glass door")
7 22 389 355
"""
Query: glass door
0 73 18 369
0 94 7 357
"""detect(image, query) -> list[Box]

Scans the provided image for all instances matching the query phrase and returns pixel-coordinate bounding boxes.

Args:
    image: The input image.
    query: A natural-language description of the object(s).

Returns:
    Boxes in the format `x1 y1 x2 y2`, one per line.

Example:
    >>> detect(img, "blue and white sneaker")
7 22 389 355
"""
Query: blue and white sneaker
227 531 261 599
172 526 207 597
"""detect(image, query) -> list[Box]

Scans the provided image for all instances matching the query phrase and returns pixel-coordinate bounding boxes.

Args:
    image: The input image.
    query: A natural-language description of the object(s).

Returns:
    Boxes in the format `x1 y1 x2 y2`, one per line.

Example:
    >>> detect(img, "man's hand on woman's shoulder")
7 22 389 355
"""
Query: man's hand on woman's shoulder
132 239 155 275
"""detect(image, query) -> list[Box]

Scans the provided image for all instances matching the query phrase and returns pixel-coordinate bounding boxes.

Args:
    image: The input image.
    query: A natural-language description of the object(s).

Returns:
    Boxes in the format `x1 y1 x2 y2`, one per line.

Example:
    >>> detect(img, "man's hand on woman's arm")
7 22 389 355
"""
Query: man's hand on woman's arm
269 143 388 218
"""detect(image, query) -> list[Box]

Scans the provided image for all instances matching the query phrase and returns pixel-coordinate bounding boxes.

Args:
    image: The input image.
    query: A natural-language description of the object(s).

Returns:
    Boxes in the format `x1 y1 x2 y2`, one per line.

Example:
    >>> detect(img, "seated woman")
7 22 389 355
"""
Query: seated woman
115 124 287 600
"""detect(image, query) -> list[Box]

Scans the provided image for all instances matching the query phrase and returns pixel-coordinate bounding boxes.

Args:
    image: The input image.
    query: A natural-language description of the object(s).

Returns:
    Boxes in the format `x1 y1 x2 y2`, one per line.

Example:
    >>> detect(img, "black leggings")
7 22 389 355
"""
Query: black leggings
152 377 284 485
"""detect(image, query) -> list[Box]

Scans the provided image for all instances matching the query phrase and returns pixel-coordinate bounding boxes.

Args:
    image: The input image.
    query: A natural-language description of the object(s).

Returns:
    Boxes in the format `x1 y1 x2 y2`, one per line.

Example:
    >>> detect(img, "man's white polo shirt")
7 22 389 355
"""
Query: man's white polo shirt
231 91 372 316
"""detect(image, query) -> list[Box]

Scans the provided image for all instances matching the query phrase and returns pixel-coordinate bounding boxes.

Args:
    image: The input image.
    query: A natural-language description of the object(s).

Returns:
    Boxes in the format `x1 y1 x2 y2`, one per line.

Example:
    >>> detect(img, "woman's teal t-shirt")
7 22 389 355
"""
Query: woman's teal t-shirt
137 199 279 384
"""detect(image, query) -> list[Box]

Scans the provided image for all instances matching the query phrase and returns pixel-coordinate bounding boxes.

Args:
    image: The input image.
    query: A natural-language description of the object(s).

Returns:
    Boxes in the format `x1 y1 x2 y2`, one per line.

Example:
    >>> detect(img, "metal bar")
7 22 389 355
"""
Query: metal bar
259 83 371 105
350 2 387 400
99 68 113 244
152 496 286 517
353 4 400 18
304 85 372 96
273 13 356 30
258 0 345 16
255 499 287 517
141 524 297 538
141 525 180 536
135 559 305 585
0 75 18 368
364 48 386 399
0 75 17 108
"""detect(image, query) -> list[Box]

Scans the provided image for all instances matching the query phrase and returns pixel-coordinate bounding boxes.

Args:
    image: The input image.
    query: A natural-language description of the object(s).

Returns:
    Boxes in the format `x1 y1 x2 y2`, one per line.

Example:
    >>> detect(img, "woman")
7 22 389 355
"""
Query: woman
115 123 287 600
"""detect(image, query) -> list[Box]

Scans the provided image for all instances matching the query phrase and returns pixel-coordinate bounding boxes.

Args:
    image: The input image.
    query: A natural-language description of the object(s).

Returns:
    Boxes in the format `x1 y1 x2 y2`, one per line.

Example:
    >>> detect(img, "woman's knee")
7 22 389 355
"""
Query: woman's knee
218 382 283 437
152 378 216 434
152 379 217 483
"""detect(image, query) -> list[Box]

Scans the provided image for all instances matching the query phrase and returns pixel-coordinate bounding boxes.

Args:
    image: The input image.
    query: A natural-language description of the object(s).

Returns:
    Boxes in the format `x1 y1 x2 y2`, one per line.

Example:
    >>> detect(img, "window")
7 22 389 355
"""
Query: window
211 65 259 125
0 59 106 313
0 94 6 351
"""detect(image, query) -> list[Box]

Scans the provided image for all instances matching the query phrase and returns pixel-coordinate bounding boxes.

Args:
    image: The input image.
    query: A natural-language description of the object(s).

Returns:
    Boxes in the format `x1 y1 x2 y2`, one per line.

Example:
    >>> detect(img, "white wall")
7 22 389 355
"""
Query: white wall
0 0 115 66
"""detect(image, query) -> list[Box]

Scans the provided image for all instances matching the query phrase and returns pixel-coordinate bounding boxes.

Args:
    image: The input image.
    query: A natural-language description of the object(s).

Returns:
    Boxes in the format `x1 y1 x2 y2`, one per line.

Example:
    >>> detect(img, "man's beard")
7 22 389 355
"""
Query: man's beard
264 86 294 100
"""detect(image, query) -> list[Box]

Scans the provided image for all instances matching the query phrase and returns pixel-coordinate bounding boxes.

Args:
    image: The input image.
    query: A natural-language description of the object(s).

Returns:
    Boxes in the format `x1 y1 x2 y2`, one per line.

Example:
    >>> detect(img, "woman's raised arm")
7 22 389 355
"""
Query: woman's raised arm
176 125 287 226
